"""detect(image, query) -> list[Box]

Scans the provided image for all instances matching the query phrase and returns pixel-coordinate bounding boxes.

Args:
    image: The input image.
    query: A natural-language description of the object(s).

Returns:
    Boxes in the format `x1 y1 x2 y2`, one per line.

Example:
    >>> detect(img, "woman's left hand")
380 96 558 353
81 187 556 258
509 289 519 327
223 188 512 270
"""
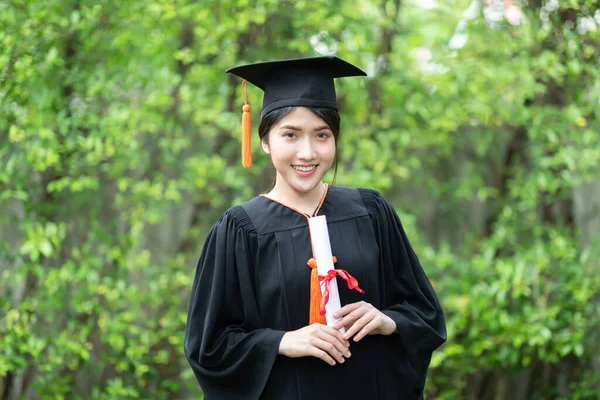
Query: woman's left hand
332 301 397 342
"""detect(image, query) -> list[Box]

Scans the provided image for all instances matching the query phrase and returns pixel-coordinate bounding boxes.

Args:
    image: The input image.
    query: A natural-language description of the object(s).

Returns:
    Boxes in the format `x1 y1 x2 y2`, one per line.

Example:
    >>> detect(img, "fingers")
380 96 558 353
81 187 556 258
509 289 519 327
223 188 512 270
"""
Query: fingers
309 324 351 365
281 324 354 365
333 301 391 342
315 325 351 359
318 329 351 358
311 338 347 365
333 302 362 319
334 301 370 331
289 305 391 366
340 303 384 341
342 312 373 340
333 307 365 331
333 301 372 329
353 318 380 342
320 325 350 348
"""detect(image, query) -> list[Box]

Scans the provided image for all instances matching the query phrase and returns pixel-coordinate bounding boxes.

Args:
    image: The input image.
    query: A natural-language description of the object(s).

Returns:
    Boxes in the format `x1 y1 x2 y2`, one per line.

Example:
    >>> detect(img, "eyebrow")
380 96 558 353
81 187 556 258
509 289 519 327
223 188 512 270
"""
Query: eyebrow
279 125 331 131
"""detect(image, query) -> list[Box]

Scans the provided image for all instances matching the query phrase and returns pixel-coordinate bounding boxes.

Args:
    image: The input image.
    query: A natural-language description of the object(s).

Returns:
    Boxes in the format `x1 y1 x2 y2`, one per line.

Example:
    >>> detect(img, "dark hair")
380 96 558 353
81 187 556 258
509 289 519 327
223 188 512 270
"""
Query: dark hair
258 107 341 187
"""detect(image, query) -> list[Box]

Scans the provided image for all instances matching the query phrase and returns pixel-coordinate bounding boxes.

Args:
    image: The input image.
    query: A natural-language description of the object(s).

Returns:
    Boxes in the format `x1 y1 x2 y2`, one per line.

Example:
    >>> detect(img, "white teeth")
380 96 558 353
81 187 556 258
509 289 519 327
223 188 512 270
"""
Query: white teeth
293 165 316 172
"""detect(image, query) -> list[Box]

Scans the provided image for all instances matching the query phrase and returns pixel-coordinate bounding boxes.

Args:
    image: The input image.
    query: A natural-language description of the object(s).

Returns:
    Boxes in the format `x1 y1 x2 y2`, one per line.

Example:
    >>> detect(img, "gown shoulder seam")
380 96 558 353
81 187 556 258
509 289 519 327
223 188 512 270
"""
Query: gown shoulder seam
225 205 256 234
356 187 383 215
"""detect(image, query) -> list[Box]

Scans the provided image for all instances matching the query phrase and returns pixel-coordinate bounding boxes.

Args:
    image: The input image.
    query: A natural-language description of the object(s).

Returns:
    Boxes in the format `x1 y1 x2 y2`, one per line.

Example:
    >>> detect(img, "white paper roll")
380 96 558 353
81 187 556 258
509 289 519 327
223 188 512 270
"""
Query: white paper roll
308 215 344 333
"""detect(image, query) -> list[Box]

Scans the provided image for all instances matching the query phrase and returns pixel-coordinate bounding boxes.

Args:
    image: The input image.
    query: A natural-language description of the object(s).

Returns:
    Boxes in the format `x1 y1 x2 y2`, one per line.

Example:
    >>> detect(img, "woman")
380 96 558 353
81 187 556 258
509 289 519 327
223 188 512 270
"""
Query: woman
184 56 446 400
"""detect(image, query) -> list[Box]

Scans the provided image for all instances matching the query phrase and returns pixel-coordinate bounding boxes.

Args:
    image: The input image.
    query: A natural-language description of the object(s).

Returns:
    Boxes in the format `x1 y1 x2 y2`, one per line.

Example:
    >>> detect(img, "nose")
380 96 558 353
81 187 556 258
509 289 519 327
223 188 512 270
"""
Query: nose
297 136 316 161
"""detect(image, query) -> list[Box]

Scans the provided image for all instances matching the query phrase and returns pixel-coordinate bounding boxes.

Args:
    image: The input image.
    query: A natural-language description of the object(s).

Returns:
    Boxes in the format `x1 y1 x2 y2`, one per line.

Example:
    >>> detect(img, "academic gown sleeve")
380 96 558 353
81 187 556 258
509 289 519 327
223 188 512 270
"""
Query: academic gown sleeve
359 189 447 385
184 206 285 400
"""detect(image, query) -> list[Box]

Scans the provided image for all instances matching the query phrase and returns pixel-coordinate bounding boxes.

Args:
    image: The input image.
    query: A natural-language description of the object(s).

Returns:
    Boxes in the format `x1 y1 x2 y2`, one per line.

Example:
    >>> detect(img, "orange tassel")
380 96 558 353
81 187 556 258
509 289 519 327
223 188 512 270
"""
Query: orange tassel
307 257 337 325
241 80 252 168
308 261 327 325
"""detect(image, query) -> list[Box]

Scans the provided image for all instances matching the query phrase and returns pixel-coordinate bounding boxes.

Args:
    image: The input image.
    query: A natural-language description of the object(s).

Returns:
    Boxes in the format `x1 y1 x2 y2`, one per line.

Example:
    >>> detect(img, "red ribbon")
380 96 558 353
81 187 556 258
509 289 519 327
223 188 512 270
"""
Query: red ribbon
318 269 364 316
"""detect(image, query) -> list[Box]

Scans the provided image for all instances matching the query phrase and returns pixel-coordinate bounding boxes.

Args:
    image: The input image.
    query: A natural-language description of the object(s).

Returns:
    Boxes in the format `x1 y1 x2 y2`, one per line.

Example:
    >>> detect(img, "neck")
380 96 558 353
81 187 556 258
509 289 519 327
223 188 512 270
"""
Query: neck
268 178 326 215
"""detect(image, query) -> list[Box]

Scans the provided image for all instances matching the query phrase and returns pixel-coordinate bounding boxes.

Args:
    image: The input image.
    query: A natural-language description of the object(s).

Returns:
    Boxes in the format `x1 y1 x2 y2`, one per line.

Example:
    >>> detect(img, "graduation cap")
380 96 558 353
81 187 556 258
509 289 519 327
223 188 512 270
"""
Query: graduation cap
226 56 367 167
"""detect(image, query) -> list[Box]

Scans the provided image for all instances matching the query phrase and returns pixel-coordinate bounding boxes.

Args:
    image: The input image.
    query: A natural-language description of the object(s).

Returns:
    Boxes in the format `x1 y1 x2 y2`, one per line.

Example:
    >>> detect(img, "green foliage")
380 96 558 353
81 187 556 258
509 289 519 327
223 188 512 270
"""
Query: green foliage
1 0 599 398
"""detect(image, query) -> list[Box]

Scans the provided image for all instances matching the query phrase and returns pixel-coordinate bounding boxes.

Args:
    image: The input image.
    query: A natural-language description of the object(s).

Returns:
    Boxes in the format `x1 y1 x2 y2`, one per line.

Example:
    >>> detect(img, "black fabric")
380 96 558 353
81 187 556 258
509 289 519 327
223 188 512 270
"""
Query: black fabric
184 186 446 400
225 56 367 118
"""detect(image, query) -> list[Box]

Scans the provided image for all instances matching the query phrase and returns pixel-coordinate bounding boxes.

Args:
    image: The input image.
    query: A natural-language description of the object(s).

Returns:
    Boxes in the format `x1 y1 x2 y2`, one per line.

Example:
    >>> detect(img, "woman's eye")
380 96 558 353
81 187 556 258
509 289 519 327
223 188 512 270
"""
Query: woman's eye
283 132 296 138
317 132 330 139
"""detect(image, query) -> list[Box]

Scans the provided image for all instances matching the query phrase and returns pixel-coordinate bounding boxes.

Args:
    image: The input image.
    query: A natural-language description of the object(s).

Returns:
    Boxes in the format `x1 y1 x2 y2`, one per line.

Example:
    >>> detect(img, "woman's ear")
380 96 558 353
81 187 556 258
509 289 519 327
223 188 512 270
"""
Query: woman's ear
261 139 271 154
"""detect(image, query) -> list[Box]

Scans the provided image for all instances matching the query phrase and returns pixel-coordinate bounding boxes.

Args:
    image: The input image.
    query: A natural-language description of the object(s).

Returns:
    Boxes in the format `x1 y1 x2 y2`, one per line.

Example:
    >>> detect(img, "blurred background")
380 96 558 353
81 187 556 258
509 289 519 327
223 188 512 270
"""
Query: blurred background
1 0 599 398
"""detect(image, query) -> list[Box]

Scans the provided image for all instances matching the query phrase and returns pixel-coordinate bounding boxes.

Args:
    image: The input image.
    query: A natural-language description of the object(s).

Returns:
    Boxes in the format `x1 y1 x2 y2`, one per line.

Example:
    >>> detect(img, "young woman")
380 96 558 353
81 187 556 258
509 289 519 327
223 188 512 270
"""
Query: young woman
184 56 446 400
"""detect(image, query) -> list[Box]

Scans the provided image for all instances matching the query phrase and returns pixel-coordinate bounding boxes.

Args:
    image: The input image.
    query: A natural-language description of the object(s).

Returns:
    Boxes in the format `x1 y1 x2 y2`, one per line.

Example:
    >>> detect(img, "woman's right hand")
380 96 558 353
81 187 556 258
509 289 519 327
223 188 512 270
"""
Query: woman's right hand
278 324 351 366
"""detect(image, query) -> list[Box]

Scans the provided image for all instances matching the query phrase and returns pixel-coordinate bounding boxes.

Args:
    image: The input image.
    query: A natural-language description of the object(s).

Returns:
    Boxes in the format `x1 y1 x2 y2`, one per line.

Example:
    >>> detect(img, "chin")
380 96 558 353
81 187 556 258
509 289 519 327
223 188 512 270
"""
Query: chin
290 178 324 194
293 184 318 194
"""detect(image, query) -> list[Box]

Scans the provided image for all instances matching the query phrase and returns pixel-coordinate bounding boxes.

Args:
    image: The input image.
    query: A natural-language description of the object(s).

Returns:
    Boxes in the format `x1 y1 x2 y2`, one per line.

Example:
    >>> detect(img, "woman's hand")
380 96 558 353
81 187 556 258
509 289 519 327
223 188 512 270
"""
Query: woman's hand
278 324 351 366
332 301 396 342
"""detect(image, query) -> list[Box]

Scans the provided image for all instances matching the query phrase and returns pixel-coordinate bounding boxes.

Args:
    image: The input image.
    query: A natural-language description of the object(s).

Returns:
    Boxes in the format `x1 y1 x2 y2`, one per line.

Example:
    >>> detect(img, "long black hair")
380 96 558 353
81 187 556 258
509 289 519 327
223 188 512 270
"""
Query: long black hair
257 106 341 186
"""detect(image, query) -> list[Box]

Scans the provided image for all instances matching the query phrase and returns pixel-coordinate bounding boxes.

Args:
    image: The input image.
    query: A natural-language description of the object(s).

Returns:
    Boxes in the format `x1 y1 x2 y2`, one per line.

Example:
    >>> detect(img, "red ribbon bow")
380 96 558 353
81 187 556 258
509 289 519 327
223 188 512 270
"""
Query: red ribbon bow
318 269 364 316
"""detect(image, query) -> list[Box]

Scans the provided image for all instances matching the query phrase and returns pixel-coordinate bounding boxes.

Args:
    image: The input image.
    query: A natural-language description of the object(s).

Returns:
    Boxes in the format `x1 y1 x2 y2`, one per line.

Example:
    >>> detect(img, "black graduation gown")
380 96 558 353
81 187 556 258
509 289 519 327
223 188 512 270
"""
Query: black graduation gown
184 186 446 400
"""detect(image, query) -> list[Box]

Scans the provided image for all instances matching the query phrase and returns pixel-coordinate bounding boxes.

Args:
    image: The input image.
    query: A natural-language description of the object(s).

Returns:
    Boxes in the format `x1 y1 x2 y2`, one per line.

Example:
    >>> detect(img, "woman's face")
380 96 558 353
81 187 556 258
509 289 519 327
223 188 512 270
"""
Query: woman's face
262 107 336 197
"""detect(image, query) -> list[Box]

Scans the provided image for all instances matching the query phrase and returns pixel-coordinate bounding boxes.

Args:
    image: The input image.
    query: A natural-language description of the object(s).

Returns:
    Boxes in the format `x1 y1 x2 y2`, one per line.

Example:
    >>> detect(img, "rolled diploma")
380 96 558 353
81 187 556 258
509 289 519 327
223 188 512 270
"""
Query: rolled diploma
308 215 344 333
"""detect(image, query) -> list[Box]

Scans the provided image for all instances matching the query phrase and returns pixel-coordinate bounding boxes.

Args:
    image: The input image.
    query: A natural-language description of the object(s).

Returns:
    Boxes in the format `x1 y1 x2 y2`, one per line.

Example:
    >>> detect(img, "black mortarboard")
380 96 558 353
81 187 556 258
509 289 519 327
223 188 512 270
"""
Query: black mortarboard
226 56 367 167
227 56 367 119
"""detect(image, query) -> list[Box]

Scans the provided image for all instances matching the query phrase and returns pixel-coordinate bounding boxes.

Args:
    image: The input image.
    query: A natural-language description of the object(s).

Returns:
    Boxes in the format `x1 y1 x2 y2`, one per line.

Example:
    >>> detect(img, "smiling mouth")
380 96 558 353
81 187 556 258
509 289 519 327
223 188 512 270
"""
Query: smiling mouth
292 165 317 172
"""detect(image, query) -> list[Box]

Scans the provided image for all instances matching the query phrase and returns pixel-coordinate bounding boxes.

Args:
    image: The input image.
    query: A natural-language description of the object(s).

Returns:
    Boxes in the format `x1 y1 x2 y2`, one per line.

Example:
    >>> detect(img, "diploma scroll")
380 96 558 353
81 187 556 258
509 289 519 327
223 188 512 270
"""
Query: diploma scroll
307 215 345 333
